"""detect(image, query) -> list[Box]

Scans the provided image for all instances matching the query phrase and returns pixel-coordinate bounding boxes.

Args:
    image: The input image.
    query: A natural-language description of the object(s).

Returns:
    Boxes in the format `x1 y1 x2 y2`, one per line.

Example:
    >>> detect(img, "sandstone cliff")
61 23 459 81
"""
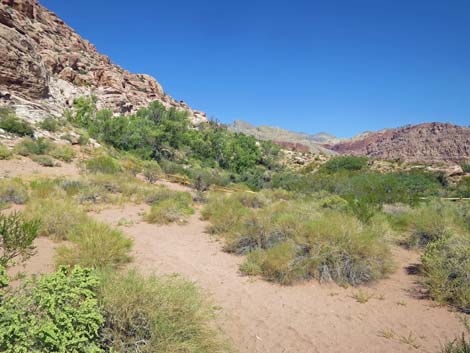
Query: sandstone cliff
328 122 470 163
0 0 207 123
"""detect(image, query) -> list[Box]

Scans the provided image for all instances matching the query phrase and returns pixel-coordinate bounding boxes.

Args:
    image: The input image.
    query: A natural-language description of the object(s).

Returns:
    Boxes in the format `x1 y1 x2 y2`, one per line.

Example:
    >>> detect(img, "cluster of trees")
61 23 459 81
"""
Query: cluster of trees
69 97 281 178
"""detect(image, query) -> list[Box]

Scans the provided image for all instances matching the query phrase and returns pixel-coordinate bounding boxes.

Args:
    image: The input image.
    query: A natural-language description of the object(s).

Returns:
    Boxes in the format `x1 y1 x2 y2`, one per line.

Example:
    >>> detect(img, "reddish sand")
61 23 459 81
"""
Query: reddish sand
3 159 467 353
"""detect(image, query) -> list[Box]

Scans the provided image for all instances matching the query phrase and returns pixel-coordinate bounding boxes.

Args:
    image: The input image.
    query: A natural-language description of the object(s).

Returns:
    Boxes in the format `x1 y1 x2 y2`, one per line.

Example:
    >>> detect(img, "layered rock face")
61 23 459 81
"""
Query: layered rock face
329 122 470 163
0 0 207 123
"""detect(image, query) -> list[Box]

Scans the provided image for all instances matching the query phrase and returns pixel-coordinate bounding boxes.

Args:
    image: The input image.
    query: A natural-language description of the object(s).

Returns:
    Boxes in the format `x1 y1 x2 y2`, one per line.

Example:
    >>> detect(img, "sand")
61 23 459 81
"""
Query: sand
3 158 466 353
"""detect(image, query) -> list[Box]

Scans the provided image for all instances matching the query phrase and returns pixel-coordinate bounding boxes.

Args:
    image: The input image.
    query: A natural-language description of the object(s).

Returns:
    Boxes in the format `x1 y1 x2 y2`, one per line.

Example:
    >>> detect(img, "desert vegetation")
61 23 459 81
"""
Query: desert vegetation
1 99 469 352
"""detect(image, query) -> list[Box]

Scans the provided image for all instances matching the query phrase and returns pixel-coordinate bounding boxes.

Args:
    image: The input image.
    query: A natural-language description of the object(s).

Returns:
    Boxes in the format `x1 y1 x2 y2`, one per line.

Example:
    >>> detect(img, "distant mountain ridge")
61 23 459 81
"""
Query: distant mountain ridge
228 120 337 154
328 122 470 163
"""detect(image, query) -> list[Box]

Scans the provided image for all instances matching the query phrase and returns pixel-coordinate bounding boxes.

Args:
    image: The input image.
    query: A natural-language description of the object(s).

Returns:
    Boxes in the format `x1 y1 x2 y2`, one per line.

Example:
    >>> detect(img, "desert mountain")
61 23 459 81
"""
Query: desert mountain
229 120 337 154
328 122 470 163
0 0 207 123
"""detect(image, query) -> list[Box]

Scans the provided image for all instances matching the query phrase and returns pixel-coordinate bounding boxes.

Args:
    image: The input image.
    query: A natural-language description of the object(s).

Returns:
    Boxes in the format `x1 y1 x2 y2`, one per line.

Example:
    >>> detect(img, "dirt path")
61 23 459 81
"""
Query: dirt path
2 160 465 353
92 204 465 353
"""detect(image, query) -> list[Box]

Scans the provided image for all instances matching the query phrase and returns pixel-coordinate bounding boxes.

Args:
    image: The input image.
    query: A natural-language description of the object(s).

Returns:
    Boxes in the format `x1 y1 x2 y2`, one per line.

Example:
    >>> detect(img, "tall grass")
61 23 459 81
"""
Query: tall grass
55 220 132 269
145 188 194 224
25 198 89 240
98 270 230 353
421 234 470 311
0 178 29 206
204 192 394 285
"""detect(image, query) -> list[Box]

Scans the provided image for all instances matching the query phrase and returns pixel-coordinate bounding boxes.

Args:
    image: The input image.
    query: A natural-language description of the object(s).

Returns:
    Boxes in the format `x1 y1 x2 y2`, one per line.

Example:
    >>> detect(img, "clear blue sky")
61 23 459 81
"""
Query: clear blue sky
41 0 469 137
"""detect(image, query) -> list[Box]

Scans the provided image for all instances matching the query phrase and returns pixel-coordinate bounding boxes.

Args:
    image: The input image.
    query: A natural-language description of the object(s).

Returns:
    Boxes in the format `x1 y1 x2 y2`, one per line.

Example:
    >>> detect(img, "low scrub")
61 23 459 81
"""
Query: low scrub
0 109 34 137
0 266 104 353
49 144 76 162
390 200 468 248
422 234 470 311
85 154 122 174
14 137 52 156
0 212 39 267
142 160 162 183
205 193 394 285
0 144 12 160
55 220 132 269
98 270 229 353
31 154 56 167
0 178 29 206
145 188 194 224
38 116 63 132
25 198 89 240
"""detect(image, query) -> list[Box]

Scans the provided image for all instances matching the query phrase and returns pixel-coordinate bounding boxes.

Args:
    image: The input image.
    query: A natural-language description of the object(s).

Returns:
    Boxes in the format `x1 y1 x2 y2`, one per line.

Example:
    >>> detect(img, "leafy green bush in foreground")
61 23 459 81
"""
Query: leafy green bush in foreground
0 266 105 353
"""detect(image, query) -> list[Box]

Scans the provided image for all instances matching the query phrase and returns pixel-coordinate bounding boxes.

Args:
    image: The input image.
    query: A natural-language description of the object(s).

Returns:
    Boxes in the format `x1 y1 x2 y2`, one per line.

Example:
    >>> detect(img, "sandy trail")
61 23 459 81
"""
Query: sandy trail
2 158 465 353
93 204 465 353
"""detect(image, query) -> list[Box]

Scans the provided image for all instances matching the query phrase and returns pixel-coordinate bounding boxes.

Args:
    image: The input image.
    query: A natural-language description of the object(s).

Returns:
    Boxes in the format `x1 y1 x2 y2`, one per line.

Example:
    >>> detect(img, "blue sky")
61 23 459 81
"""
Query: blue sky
41 0 469 137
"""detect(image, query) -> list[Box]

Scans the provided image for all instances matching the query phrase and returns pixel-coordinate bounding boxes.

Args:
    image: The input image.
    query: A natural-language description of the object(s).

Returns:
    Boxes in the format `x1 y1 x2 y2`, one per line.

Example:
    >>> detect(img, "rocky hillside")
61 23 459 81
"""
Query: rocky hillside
0 0 207 123
229 120 337 154
328 122 470 163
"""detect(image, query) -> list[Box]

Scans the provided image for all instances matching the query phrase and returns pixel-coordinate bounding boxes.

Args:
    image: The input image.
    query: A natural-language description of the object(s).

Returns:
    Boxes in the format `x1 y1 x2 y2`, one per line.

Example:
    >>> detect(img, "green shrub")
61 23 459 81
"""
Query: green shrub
404 201 466 248
55 220 132 269
201 193 250 234
98 270 229 353
422 234 470 311
461 164 470 174
29 178 66 199
119 155 143 176
142 160 161 183
38 116 62 132
239 248 266 276
0 266 105 353
25 198 89 240
0 178 29 205
14 137 52 156
300 212 394 285
50 144 76 162
0 212 39 267
0 144 12 160
145 189 194 224
320 156 368 173
260 241 300 284
85 154 122 174
0 109 34 137
31 154 56 167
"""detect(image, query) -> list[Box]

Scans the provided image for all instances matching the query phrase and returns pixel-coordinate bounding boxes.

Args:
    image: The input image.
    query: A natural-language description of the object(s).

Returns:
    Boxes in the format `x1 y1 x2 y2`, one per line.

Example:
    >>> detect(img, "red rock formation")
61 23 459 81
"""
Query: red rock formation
272 140 311 153
328 123 470 163
0 0 207 123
